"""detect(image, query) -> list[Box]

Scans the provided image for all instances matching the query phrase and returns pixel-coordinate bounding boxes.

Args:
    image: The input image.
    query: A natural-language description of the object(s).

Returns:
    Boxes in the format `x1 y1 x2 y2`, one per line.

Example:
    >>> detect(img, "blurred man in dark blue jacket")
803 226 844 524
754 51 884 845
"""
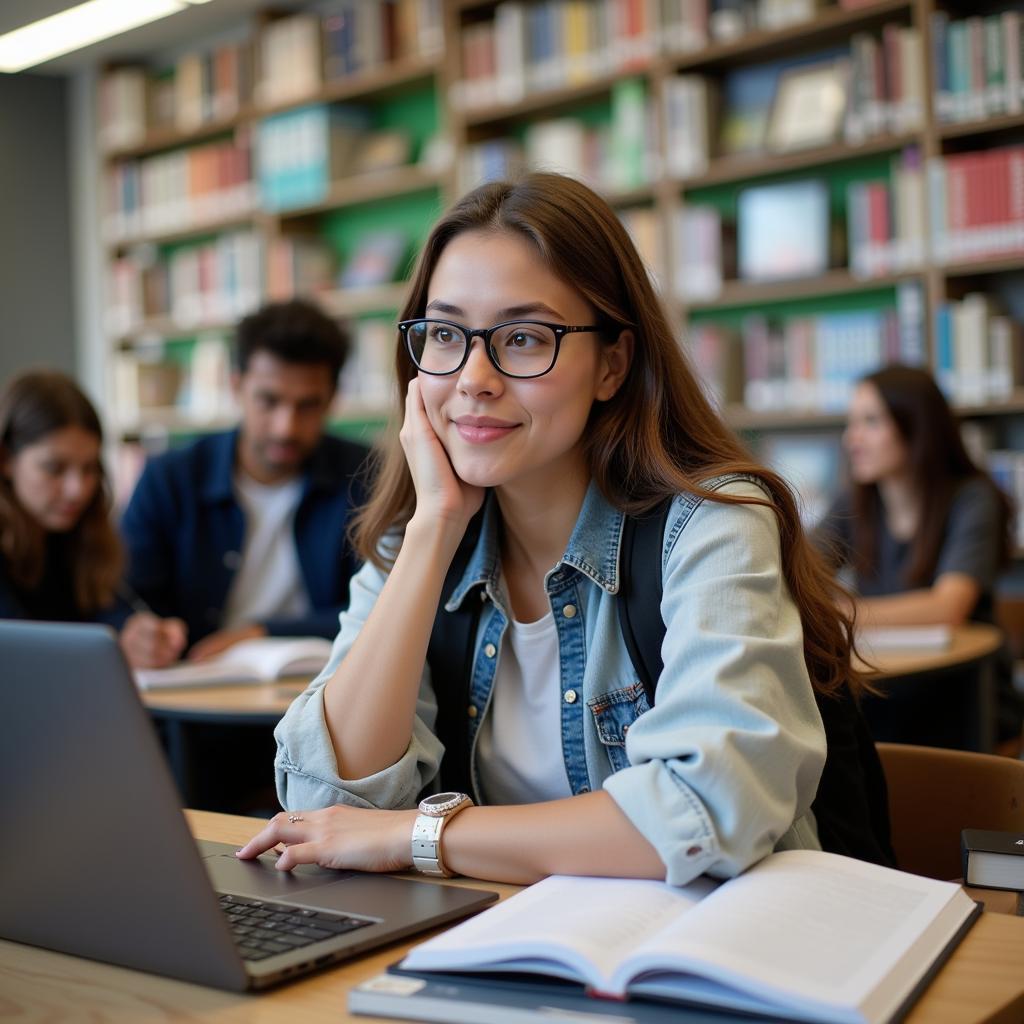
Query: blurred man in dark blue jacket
120 299 370 669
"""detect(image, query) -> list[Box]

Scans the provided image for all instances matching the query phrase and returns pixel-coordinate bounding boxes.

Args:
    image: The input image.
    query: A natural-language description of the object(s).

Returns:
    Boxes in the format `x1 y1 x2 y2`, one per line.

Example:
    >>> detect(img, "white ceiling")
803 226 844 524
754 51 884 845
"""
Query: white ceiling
0 0 308 74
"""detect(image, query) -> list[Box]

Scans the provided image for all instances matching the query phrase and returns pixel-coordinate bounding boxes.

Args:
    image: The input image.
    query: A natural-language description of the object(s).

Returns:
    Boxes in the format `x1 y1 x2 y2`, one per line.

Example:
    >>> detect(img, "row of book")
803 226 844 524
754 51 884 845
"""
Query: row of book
932 10 1024 126
452 0 867 110
686 282 927 413
846 148 926 280
104 136 255 245
98 1 443 152
935 294 1024 406
459 79 654 194
107 232 263 338
929 145 1024 265
661 28 922 180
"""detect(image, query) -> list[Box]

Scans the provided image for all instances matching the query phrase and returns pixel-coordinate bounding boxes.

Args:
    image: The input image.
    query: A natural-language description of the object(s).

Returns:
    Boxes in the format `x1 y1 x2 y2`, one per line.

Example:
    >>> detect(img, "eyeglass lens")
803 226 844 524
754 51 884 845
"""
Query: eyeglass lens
406 321 558 377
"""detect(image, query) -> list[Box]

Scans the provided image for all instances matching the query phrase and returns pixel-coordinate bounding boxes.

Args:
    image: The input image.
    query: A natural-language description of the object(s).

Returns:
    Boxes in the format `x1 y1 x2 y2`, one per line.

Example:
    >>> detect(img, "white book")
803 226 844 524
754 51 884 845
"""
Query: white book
858 625 952 652
399 852 979 1024
134 636 333 690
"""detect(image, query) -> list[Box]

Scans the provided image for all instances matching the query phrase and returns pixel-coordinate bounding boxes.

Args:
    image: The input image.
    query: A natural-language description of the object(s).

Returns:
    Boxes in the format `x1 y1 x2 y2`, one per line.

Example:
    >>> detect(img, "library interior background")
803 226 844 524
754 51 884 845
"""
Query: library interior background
2 0 1023 720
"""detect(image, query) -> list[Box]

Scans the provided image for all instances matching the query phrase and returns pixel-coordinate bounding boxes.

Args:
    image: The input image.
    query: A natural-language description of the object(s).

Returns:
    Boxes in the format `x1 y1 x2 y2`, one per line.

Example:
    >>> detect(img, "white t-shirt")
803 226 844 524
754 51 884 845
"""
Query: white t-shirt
221 473 310 629
476 609 573 806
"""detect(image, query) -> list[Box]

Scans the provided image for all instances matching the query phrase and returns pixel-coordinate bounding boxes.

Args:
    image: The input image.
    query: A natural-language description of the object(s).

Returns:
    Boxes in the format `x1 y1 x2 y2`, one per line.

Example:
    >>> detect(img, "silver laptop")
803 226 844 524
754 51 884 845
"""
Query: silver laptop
0 620 497 991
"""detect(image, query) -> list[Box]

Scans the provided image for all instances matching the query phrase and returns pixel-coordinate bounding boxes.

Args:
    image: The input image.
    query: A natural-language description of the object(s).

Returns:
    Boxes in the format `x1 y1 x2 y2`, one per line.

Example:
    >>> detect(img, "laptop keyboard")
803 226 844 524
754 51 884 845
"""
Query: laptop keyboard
218 893 373 961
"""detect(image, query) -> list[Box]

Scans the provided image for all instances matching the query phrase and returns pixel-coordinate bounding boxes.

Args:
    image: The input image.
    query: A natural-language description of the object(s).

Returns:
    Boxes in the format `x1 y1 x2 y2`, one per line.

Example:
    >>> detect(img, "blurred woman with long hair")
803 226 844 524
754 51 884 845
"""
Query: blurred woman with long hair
0 369 125 623
817 364 1021 750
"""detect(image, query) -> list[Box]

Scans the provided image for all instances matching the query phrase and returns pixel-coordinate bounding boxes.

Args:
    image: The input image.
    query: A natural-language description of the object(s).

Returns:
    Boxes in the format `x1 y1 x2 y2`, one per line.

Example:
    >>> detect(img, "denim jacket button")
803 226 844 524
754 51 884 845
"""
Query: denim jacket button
467 705 478 719
484 643 497 658
563 689 577 704
562 604 577 618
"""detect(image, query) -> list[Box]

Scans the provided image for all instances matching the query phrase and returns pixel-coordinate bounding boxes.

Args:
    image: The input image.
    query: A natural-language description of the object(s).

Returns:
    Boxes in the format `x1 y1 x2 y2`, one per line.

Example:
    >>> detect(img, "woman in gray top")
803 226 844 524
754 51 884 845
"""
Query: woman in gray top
816 364 1020 749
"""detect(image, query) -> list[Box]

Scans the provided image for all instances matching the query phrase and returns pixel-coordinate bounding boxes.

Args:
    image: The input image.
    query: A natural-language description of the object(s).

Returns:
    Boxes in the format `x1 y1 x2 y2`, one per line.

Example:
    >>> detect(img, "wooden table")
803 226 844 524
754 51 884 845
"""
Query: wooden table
854 623 1004 752
1 810 1023 1024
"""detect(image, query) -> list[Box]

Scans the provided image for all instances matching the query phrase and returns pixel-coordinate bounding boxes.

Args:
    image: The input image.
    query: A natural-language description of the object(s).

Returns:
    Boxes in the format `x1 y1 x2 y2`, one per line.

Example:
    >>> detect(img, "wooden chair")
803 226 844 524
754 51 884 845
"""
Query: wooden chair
877 742 1024 881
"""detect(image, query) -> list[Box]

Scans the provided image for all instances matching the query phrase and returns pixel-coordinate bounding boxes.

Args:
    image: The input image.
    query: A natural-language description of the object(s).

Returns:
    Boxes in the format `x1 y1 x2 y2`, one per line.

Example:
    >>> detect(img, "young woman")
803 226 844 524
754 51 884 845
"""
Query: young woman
0 370 126 624
239 173 873 886
816 364 1021 750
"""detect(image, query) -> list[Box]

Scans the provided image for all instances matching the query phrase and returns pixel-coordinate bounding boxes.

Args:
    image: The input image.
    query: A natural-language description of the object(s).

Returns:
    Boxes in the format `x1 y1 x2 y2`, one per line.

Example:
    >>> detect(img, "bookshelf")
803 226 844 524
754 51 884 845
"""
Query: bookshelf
93 0 1024 534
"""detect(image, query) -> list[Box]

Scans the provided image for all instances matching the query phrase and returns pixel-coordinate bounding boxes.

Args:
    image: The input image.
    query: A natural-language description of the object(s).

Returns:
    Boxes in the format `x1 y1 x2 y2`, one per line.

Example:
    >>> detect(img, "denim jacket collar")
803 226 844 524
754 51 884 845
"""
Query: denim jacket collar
444 480 625 612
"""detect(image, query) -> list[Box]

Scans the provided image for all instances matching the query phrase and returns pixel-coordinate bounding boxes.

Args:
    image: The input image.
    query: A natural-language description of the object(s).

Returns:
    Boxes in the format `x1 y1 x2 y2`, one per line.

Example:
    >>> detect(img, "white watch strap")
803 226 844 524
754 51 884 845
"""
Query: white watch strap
411 814 450 876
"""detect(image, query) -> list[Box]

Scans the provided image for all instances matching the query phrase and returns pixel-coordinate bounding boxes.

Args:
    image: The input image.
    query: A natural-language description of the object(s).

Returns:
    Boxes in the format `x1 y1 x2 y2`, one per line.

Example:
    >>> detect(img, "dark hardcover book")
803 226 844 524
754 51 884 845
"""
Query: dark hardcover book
350 961 790 1024
962 828 1024 891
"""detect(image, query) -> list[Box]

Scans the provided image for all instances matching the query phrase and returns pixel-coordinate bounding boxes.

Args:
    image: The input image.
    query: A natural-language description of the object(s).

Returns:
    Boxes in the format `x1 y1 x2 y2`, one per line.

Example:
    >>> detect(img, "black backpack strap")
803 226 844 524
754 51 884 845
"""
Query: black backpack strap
425 509 485 795
617 498 673 707
616 493 895 866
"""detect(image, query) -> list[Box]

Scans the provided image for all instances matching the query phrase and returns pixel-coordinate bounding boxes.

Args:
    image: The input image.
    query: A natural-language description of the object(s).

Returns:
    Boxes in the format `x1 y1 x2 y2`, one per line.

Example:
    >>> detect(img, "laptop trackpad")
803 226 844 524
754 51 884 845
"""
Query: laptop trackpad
199 840 356 900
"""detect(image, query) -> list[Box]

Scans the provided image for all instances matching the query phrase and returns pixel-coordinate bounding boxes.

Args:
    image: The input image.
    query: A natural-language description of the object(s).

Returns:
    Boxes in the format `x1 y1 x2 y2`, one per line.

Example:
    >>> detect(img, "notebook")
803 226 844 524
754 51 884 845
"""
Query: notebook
0 621 497 991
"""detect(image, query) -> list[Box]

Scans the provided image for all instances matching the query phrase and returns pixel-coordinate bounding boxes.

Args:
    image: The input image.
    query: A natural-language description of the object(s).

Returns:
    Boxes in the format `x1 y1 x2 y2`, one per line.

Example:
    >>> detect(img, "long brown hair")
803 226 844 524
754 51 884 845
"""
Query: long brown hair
0 370 123 613
353 173 863 699
852 364 1013 586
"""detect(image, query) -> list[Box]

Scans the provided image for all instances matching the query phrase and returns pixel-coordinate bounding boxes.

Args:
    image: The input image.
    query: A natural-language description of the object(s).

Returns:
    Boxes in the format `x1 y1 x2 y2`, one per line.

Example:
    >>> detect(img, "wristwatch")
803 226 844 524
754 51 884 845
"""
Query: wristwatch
411 791 473 877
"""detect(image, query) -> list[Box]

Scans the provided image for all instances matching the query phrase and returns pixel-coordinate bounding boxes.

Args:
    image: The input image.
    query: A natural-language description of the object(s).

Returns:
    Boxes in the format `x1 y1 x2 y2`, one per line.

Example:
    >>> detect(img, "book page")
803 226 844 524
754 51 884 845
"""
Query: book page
620 850 968 1015
402 874 718 991
133 660 259 689
216 636 333 680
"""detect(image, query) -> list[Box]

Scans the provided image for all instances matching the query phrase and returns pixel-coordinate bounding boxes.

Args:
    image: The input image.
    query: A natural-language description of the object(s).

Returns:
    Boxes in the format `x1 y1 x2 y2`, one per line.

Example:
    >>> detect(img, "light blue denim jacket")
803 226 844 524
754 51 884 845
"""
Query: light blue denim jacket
274 476 826 886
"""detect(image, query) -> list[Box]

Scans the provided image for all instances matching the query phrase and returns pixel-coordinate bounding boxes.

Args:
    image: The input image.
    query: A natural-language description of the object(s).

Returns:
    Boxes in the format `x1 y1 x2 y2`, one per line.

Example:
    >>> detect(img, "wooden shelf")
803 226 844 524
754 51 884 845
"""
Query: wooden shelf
106 209 257 251
938 111 1024 142
954 391 1024 418
274 165 445 220
461 71 631 129
680 132 917 190
943 255 1024 278
115 318 236 346
104 112 247 162
255 55 440 119
686 269 917 312
102 56 440 163
725 405 846 431
320 283 409 318
669 0 911 73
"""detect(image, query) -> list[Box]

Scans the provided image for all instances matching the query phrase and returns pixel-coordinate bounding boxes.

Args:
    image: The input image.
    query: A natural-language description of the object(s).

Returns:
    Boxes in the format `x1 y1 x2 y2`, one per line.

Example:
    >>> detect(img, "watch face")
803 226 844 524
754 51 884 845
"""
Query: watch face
421 792 460 808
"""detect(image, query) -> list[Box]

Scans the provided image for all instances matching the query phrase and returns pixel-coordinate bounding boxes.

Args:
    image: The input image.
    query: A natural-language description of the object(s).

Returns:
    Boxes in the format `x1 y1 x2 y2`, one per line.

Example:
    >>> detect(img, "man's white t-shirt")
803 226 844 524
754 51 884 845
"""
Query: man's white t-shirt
222 472 310 629
476 609 573 806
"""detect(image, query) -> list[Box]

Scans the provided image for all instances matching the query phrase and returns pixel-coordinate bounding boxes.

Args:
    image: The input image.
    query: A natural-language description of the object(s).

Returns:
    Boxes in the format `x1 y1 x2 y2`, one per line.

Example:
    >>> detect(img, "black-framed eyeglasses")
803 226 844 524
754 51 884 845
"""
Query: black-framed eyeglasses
398 318 603 379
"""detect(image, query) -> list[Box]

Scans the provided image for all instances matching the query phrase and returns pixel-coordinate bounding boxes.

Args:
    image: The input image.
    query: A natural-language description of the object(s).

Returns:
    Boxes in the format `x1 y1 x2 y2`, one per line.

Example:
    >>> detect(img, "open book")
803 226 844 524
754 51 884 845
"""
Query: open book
134 636 333 690
392 851 979 1024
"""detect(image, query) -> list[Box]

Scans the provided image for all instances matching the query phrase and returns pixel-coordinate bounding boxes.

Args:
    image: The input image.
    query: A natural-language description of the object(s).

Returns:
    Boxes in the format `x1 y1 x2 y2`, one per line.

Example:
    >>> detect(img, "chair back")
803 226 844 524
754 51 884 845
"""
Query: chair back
876 742 1024 880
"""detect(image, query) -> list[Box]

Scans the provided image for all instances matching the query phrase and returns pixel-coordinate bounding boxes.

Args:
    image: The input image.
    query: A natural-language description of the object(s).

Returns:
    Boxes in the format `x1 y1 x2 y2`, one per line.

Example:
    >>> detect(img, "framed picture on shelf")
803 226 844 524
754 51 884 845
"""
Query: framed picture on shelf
765 59 849 153
737 179 830 282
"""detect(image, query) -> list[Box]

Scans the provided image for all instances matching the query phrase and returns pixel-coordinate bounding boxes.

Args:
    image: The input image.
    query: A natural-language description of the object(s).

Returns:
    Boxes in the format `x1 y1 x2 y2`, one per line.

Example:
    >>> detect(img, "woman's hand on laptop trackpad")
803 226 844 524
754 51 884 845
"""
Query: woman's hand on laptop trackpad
236 806 418 875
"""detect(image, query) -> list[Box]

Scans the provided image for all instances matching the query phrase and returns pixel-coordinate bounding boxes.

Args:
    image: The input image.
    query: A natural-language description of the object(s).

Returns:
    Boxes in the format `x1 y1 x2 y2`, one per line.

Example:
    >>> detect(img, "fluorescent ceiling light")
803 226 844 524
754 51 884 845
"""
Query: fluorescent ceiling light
0 0 213 74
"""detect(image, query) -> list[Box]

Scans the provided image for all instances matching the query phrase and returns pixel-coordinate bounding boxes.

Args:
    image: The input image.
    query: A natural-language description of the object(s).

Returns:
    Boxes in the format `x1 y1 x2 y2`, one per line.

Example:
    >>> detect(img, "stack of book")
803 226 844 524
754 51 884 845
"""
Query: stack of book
934 293 1023 404
338 318 396 407
98 67 149 152
686 322 743 409
254 104 369 212
164 43 252 132
266 237 336 301
662 74 714 179
928 147 1024 264
255 13 324 108
932 11 1024 125
104 135 255 244
846 148 927 280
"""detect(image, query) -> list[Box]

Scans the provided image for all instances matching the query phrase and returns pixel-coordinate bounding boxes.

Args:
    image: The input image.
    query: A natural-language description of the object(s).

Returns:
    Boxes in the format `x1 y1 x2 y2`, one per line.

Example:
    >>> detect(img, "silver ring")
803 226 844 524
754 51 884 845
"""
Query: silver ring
287 813 304 824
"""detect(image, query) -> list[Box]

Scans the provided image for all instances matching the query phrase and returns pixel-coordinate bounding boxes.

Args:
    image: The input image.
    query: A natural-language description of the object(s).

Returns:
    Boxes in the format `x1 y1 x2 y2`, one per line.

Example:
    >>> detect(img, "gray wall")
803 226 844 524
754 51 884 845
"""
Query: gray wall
0 72 76 383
